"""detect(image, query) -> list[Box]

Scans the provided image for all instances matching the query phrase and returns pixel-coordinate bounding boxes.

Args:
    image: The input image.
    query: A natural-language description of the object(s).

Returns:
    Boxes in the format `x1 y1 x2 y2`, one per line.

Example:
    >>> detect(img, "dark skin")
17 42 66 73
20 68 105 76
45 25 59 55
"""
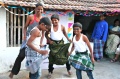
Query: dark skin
23 6 45 47
109 21 120 36
45 18 72 44
9 5 45 79
27 23 49 55
68 27 95 64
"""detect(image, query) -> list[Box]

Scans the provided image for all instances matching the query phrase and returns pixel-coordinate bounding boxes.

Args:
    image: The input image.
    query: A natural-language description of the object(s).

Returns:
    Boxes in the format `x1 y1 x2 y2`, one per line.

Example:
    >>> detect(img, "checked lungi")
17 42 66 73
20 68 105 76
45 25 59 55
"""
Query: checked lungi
68 50 94 70
25 46 43 74
93 39 104 60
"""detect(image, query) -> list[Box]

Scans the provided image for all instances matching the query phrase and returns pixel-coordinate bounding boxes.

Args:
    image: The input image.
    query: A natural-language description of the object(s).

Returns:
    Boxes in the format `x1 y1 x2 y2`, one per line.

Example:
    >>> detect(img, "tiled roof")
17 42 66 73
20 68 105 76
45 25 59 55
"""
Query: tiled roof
0 0 120 12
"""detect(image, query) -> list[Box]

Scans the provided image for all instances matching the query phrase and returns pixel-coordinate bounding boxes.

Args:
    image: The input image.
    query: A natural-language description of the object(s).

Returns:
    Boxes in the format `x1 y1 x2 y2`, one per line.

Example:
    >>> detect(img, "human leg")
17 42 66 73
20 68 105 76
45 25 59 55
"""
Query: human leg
48 64 54 73
9 48 25 78
76 69 82 79
111 47 120 62
29 68 41 79
48 64 54 79
66 61 71 75
86 70 94 79
93 39 103 61
111 54 119 62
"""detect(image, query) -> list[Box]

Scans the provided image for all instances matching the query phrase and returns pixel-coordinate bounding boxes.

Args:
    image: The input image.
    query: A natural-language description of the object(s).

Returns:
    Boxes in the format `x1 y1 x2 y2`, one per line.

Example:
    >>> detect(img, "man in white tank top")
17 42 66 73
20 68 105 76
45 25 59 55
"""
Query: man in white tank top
26 17 51 79
45 14 72 78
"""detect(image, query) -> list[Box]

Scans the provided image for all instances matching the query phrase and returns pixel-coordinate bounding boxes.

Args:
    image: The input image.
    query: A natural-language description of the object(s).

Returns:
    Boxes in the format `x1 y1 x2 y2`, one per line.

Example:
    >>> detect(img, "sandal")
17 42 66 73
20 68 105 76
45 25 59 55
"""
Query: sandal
110 59 117 63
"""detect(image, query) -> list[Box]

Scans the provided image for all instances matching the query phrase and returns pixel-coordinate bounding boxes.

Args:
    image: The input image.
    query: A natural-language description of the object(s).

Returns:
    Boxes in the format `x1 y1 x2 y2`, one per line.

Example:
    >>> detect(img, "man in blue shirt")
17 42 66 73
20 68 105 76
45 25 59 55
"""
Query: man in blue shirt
91 14 108 61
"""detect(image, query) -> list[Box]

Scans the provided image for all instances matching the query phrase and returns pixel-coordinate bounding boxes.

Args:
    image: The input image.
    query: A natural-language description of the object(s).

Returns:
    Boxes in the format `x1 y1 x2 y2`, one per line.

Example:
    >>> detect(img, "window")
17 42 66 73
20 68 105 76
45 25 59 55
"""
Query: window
6 7 34 47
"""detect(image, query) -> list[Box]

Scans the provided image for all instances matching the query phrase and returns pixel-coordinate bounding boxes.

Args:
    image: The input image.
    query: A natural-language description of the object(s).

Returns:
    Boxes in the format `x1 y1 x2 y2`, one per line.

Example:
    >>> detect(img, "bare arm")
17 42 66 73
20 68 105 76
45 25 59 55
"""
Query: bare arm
68 38 74 55
45 30 53 44
23 15 32 40
110 30 120 35
27 29 40 52
68 43 74 56
83 35 95 63
40 31 45 47
27 29 47 55
62 25 72 42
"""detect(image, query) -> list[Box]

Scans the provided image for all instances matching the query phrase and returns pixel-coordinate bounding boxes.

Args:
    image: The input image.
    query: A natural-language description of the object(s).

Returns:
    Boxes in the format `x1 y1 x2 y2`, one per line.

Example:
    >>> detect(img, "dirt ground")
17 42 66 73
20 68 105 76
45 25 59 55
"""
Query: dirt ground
0 58 120 79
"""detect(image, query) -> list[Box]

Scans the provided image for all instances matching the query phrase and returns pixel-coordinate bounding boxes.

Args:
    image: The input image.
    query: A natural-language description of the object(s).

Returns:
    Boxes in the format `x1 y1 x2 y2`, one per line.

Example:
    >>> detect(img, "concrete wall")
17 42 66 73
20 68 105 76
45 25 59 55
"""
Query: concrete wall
0 8 26 73
0 10 74 73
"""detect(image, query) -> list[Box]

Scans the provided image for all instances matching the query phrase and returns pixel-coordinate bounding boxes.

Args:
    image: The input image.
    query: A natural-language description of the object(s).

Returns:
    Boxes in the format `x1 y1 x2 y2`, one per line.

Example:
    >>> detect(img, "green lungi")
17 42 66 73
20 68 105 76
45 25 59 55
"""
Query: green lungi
49 39 70 65
68 50 94 70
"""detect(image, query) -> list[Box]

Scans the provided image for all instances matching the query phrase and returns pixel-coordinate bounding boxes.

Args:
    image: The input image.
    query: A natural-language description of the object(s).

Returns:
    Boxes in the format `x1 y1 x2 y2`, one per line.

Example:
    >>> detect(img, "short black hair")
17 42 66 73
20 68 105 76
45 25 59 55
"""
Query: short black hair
73 22 82 29
51 14 59 20
114 19 119 24
36 3 43 7
100 13 107 17
39 17 51 26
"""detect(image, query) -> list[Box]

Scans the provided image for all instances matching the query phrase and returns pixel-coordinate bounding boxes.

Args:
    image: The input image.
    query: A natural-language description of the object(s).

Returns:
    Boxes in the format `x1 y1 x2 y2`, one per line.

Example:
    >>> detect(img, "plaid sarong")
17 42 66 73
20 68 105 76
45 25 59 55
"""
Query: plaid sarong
49 39 70 65
93 39 104 59
68 50 94 70
25 47 43 74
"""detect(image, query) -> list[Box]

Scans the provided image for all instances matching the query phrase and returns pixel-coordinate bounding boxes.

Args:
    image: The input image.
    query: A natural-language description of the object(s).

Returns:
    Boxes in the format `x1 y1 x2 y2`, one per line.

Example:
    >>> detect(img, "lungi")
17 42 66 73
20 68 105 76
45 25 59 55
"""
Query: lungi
68 50 94 70
48 39 70 65
93 39 104 60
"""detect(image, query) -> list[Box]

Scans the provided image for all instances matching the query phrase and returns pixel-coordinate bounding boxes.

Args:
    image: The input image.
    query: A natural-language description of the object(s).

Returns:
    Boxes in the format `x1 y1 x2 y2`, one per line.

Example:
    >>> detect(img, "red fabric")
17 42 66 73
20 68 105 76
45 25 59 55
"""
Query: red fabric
29 14 39 24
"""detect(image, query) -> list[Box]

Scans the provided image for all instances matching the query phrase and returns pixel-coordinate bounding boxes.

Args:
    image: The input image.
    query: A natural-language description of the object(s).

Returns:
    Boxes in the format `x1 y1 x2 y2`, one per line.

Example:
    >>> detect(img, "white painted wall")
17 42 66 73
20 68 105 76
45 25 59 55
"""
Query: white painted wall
0 8 26 73
0 7 6 48
0 10 74 73
0 9 94 74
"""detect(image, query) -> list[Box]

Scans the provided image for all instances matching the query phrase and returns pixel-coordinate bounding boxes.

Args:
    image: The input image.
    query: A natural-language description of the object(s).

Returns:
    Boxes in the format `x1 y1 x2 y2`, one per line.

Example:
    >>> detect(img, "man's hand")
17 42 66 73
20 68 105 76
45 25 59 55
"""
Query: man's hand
91 57 95 64
68 52 71 56
49 40 53 44
40 44 45 47
38 50 48 55
68 39 72 43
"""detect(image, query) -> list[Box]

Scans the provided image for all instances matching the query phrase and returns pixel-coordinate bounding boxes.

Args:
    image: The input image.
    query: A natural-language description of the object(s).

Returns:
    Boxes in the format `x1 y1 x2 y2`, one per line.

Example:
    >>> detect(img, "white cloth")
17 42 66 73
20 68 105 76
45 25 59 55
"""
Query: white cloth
73 34 87 52
50 24 63 40
26 27 42 74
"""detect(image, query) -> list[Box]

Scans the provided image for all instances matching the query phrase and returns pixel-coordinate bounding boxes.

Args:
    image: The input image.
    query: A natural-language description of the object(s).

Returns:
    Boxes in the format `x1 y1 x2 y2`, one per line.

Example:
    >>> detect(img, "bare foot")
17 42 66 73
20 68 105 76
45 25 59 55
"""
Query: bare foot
67 70 72 75
9 72 14 79
47 73 52 79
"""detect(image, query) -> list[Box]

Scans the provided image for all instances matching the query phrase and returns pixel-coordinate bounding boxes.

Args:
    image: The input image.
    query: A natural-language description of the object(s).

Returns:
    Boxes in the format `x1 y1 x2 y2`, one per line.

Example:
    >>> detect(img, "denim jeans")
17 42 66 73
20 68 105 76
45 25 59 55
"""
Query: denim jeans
76 69 94 79
29 68 41 79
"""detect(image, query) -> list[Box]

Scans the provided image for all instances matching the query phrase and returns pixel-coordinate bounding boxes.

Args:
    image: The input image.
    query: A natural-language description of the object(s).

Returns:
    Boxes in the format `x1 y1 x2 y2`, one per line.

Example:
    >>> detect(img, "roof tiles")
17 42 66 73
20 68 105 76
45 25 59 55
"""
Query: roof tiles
0 0 120 12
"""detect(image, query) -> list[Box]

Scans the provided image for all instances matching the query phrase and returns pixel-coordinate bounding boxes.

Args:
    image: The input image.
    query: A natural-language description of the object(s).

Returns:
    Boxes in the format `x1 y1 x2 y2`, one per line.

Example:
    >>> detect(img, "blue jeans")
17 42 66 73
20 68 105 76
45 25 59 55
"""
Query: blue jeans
29 68 41 79
76 69 94 79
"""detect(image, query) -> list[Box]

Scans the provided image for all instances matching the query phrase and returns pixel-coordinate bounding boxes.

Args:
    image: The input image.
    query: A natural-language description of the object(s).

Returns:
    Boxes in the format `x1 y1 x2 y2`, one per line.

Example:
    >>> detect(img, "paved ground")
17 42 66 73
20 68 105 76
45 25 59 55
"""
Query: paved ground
0 58 120 79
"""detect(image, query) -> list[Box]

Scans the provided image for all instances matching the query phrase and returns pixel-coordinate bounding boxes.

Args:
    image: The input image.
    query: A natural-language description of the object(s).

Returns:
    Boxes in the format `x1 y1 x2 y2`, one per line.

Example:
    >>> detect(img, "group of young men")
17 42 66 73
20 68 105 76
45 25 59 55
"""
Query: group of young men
9 2 109 79
9 3 72 79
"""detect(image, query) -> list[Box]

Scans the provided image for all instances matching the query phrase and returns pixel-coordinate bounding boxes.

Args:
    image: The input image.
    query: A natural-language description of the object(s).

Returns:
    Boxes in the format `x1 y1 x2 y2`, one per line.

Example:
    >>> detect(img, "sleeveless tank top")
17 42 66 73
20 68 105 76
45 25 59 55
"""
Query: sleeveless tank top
26 14 41 36
73 34 87 52
28 27 41 49
50 24 63 41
